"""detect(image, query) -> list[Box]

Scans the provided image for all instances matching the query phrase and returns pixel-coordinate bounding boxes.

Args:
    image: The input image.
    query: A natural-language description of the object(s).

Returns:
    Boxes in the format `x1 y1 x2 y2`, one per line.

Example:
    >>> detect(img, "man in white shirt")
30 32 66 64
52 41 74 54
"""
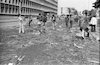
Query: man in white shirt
89 15 97 32
18 14 25 33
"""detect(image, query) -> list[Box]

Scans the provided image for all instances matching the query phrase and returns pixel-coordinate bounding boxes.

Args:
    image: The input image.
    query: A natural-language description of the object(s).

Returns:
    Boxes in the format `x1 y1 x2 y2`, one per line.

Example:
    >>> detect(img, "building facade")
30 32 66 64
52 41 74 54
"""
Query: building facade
0 0 58 27
60 7 78 16
0 0 58 16
61 7 69 15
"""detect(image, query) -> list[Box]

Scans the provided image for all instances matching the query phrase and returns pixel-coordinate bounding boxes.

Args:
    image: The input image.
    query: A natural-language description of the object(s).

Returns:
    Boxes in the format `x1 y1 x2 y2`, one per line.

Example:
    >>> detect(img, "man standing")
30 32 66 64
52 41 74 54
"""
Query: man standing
18 14 24 33
89 15 97 32
51 15 56 29
28 15 33 27
65 15 69 28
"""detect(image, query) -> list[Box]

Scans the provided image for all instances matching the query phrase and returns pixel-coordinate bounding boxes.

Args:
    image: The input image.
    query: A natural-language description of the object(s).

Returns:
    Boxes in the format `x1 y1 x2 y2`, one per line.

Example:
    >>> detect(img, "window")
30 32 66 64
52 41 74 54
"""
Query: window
26 0 28 6
5 0 7 3
5 4 8 13
9 0 11 3
12 0 14 4
0 0 3 2
2 0 5 3
1 3 4 13
16 6 18 13
0 4 1 13
12 6 15 13
15 0 17 4
9 5 12 13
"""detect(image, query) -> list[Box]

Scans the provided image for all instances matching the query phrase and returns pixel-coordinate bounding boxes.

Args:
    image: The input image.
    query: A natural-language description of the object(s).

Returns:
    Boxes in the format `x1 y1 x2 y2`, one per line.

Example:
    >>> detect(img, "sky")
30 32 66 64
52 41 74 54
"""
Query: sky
58 0 96 15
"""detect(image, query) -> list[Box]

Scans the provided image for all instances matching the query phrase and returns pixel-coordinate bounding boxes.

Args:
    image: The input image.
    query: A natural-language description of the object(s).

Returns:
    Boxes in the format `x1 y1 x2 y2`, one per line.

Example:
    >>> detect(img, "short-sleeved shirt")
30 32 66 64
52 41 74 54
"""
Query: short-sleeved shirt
89 17 97 25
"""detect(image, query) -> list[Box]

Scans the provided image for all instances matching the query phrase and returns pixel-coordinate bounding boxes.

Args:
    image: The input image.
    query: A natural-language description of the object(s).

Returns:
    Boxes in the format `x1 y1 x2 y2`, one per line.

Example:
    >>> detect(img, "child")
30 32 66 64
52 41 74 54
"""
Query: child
84 27 89 37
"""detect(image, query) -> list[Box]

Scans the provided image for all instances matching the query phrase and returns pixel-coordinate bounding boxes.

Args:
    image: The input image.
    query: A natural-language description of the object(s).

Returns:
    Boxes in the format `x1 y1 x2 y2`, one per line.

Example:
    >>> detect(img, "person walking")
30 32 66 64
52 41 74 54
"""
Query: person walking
18 14 25 33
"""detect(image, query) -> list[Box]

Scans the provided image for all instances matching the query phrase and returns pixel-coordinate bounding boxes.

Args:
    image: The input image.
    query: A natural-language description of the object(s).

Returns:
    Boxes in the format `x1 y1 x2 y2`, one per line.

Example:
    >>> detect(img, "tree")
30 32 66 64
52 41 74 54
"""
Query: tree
90 9 96 17
93 0 100 8
71 8 78 15
82 10 89 16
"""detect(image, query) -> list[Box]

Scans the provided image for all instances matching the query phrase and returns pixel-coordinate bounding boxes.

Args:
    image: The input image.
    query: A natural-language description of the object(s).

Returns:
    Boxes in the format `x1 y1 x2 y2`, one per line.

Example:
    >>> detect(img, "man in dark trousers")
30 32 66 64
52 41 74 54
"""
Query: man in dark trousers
51 15 56 29
28 15 33 27
65 15 69 28
68 14 73 29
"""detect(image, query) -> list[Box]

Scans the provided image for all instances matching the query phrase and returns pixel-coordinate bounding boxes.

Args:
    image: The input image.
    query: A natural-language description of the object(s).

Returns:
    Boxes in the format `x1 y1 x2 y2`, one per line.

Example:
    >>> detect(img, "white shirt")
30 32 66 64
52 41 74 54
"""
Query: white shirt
89 17 97 25
18 16 23 21
37 21 41 24
8 63 14 65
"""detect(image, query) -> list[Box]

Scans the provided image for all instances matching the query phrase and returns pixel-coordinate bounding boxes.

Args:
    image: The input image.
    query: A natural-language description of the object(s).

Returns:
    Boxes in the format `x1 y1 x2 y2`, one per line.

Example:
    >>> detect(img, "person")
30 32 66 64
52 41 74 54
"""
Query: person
89 15 97 32
68 14 73 29
18 14 25 33
37 13 43 34
46 13 51 21
80 12 90 38
78 16 82 27
28 15 33 27
65 15 69 28
37 13 42 22
42 12 47 26
51 15 56 29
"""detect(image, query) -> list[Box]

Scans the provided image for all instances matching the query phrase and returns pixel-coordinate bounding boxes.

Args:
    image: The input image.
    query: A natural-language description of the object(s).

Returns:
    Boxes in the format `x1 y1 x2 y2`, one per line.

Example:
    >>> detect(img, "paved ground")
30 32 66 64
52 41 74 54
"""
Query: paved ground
0 18 99 65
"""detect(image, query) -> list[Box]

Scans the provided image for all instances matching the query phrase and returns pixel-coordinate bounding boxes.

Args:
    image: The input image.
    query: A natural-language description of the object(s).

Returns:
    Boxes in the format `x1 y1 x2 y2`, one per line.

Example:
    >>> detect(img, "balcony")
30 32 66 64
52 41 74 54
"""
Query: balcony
45 0 57 6
21 4 57 13
29 0 57 10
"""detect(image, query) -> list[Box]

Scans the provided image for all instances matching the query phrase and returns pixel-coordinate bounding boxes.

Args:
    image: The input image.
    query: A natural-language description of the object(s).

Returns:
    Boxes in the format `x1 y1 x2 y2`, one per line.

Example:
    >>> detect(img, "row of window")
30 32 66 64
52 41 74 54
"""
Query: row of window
0 0 57 10
0 3 43 15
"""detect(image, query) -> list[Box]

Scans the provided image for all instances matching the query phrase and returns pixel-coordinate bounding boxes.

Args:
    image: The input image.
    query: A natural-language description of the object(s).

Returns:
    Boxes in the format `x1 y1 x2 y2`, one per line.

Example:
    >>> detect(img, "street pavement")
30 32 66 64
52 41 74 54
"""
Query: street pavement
0 18 99 65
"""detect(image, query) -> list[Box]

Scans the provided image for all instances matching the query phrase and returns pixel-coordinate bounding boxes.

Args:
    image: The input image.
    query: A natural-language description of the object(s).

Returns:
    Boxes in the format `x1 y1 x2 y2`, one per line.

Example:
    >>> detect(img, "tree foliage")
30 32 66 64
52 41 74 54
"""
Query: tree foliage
93 0 100 8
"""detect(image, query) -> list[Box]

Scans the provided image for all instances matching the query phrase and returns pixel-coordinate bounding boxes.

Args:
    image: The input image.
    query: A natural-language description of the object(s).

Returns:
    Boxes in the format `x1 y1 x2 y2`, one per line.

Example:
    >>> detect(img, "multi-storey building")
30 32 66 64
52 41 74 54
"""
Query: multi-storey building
0 0 58 16
0 0 58 27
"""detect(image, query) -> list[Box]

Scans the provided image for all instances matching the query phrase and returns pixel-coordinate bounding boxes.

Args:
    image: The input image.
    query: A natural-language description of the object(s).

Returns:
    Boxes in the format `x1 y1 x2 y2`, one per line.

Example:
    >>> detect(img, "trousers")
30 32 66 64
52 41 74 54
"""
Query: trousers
19 22 24 33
